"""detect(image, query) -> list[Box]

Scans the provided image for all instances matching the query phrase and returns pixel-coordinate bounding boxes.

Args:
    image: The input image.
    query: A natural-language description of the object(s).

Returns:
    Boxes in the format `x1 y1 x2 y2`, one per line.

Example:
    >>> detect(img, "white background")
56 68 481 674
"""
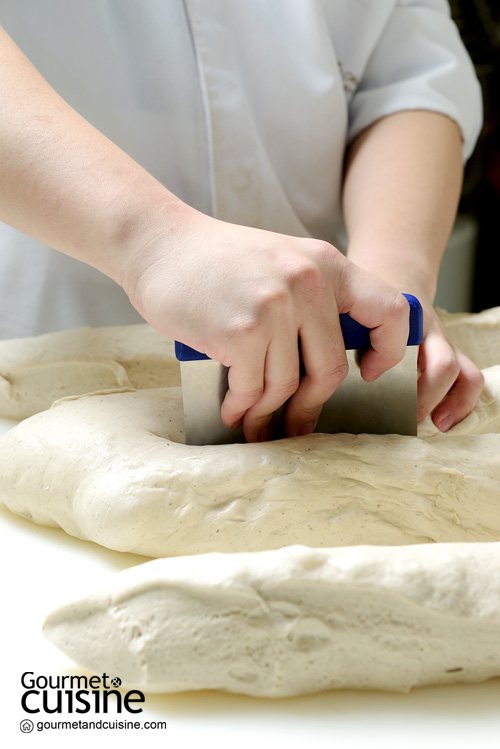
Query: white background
1 415 499 749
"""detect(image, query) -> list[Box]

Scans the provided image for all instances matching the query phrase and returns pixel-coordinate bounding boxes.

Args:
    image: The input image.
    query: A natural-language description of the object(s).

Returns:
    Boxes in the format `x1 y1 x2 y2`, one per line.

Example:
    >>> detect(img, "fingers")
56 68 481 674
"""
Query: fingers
360 300 409 383
284 316 348 438
431 354 484 431
337 264 410 382
222 257 353 441
220 253 414 443
183 230 420 443
219 348 265 433
219 293 300 441
215 234 484 441
239 333 301 443
417 330 484 431
223 314 348 443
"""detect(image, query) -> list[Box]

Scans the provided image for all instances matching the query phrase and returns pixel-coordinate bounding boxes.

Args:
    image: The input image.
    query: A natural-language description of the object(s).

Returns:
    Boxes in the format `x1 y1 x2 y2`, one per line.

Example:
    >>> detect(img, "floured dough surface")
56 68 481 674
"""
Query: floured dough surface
44 543 500 696
435 306 500 369
0 324 180 419
0 306 498 421
1 387 500 556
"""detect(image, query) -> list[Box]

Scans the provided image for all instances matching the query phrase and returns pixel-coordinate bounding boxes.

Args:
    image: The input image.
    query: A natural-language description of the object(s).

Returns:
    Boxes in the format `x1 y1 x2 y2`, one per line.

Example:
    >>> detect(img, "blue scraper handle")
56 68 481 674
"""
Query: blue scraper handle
175 293 423 361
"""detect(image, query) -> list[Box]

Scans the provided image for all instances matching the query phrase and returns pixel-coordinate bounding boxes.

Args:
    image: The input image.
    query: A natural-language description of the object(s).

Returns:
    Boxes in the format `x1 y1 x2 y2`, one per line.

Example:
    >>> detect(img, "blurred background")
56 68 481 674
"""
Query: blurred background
436 0 500 312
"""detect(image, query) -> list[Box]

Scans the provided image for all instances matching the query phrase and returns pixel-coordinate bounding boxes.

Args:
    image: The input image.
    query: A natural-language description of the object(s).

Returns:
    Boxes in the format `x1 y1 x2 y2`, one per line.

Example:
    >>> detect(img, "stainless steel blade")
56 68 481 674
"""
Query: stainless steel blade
179 359 245 446
180 345 418 445
315 345 418 436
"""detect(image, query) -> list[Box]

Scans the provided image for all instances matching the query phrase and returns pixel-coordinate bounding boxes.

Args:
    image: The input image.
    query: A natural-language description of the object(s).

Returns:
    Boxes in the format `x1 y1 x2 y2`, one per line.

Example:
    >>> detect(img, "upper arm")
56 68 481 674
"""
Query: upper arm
342 0 483 162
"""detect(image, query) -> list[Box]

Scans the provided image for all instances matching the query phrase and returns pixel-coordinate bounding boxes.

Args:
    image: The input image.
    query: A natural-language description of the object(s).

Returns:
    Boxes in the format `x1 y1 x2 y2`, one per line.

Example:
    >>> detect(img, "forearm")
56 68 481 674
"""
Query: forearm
342 110 464 300
342 110 484 431
0 25 190 286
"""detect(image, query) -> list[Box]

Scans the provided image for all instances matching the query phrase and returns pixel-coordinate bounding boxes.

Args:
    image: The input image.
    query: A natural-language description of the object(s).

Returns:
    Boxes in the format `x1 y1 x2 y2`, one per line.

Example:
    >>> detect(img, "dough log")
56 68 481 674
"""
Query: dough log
43 544 500 696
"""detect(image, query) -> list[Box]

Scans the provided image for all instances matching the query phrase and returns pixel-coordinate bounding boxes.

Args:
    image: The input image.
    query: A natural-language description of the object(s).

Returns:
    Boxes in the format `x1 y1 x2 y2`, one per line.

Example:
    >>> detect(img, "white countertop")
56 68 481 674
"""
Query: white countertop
1 415 499 749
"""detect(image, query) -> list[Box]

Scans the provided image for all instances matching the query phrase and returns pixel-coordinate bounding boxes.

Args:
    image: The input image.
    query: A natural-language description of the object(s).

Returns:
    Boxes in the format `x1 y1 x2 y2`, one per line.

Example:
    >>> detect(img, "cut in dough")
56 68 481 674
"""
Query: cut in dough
43 543 500 696
0 324 180 419
1 386 500 556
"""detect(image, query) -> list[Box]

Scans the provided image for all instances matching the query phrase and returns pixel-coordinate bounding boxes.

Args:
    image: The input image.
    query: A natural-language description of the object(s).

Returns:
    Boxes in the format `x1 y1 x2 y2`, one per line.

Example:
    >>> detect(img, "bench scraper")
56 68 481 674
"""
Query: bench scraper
175 293 423 445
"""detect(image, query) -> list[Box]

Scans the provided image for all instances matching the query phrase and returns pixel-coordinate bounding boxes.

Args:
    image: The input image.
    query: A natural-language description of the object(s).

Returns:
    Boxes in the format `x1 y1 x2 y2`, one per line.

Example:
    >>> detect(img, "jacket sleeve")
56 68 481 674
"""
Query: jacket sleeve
347 0 483 161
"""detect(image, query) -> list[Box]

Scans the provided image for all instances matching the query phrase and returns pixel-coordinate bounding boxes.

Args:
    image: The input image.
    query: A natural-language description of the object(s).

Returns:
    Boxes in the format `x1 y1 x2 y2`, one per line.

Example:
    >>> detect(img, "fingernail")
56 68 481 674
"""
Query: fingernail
257 423 273 442
434 415 455 432
231 417 243 430
297 421 316 437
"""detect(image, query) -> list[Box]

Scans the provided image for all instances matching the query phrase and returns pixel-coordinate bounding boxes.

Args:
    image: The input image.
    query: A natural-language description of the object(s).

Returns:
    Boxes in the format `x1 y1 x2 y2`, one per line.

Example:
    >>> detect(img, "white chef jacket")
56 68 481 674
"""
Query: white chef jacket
0 0 482 339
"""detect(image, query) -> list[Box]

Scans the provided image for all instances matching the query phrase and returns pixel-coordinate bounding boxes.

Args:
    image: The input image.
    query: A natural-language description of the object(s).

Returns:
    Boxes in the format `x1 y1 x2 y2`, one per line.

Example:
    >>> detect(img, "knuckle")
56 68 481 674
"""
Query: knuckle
321 359 349 389
394 293 412 317
258 284 290 311
293 401 323 418
384 294 414 330
385 349 406 369
451 370 484 416
467 366 485 392
273 376 301 400
287 257 319 281
287 259 326 299
245 386 265 403
305 238 338 262
225 314 261 341
434 353 460 383
231 385 264 406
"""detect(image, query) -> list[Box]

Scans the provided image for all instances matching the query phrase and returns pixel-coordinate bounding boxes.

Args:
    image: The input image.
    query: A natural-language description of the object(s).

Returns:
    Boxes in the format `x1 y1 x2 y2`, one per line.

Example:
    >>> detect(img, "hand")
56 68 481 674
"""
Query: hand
416 299 484 431
124 209 411 442
339 260 484 432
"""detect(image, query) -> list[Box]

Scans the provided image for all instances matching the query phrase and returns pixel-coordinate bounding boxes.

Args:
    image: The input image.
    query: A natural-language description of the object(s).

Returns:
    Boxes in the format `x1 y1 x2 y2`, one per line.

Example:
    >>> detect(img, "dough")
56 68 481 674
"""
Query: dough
0 306 499 695
0 324 180 419
43 543 500 696
0 306 497 421
435 306 500 369
1 386 500 556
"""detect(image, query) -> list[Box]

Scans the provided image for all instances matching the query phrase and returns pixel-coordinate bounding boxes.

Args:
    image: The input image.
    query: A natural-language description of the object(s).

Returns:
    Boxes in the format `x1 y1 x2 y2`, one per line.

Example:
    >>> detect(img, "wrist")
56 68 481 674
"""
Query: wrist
101 181 194 285
346 240 439 306
113 188 204 312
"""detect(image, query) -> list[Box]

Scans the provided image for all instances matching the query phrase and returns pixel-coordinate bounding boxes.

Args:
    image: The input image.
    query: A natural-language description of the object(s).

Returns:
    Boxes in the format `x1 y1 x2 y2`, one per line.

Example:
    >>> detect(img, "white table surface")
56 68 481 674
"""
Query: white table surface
1 415 499 749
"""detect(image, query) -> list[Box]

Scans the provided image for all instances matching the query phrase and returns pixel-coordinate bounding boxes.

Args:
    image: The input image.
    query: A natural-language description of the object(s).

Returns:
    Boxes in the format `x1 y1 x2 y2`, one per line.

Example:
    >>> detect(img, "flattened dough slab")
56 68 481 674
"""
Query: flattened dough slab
0 324 179 419
43 543 500 696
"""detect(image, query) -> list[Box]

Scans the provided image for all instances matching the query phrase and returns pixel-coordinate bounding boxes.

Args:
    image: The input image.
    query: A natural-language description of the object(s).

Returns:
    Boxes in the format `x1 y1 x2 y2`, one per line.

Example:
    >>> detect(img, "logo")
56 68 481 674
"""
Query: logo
21 672 145 715
20 719 34 733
